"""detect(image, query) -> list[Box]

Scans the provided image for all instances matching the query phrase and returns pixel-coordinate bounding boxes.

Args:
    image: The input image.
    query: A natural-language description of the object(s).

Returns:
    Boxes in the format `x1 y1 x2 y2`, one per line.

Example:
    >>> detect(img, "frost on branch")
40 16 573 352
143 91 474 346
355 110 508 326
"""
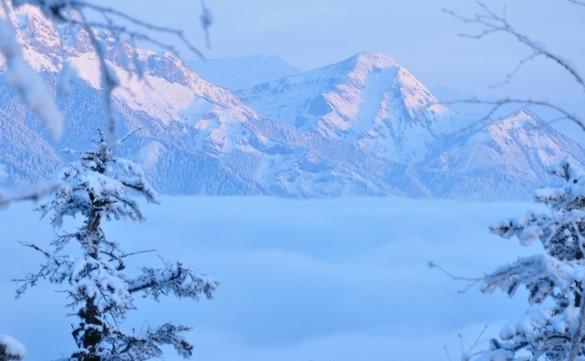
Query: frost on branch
481 255 577 304
105 324 194 361
0 335 26 361
129 262 216 301
469 158 585 361
16 132 217 361
37 131 159 229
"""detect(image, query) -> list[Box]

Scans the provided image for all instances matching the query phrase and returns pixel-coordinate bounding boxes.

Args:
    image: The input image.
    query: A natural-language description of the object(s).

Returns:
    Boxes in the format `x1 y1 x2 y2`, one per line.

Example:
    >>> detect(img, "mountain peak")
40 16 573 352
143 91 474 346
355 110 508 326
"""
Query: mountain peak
348 52 400 69
503 108 537 124
238 51 453 163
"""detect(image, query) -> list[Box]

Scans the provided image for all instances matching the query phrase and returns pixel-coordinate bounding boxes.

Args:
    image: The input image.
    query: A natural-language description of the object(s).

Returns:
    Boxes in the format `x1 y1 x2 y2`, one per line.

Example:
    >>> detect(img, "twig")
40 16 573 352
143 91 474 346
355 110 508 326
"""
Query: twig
428 261 482 293
444 1 585 98
118 127 144 144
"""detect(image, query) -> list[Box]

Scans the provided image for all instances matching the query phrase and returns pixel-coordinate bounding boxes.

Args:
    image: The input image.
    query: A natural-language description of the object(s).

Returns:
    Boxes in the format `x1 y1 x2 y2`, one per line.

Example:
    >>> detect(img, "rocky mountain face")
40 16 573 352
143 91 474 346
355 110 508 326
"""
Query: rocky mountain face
2 5 583 199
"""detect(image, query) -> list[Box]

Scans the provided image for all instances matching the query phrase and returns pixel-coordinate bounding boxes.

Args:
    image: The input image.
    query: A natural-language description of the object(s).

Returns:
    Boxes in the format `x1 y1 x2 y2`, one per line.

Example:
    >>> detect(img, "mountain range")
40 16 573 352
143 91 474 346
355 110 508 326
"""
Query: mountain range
1 5 583 200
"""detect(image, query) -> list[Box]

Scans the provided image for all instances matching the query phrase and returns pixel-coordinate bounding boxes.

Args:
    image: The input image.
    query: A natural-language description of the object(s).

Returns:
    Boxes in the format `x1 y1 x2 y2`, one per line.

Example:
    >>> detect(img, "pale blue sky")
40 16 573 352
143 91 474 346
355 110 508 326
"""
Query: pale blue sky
102 0 585 119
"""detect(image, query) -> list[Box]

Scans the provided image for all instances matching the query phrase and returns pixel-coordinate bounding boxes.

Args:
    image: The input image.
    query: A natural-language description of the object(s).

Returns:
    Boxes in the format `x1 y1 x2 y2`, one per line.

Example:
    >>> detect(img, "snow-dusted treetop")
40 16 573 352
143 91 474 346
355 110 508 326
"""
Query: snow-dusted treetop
16 132 217 361
39 130 160 228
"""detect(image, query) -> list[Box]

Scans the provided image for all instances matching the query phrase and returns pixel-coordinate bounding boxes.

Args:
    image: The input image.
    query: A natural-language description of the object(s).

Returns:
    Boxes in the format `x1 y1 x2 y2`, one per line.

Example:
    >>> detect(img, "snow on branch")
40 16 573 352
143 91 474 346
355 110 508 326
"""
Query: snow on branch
480 255 576 304
128 261 217 301
107 323 194 361
0 335 26 361
448 159 585 360
38 131 159 228
13 241 76 298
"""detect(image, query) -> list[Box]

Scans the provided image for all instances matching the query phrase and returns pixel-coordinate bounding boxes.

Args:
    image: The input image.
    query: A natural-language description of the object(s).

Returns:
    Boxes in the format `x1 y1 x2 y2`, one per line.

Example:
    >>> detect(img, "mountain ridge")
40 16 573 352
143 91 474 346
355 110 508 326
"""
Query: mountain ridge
1 5 583 200
238 52 459 164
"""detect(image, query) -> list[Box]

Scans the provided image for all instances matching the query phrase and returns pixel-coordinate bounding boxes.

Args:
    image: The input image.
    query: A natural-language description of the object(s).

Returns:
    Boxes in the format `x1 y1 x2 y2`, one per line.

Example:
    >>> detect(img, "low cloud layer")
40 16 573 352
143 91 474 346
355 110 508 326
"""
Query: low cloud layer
0 197 538 360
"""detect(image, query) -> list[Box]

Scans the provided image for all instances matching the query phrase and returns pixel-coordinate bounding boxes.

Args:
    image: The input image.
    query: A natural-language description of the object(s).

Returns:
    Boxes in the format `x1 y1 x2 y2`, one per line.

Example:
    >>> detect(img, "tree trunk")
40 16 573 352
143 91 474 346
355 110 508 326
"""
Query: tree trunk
72 297 104 361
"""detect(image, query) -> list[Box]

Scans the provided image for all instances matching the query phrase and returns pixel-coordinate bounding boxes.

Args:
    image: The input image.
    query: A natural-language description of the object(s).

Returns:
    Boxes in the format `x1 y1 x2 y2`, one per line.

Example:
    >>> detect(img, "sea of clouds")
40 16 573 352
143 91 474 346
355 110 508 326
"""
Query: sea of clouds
0 196 543 361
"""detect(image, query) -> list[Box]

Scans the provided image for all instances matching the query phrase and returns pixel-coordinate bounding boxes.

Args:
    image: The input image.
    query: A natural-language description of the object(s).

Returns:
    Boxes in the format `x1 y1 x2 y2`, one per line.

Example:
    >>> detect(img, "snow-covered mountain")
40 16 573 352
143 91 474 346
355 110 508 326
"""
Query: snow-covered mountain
420 110 585 199
2 5 584 199
238 53 462 164
1 5 410 197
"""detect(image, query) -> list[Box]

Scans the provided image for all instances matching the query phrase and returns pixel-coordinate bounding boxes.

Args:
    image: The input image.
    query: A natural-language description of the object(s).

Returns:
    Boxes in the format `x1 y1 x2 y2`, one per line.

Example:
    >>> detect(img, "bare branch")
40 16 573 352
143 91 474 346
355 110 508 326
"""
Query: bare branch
488 52 538 89
428 261 482 293
18 241 52 258
69 0 206 58
444 97 585 133
200 0 212 48
118 127 144 144
120 249 156 258
445 1 585 96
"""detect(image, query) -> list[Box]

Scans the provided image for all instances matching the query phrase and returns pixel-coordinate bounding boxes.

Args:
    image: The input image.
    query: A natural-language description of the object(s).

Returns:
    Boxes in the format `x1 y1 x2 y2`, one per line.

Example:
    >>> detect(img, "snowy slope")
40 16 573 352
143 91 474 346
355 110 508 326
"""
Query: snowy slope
238 54 585 198
238 52 460 164
2 5 405 197
0 106 62 187
420 110 585 199
2 5 585 199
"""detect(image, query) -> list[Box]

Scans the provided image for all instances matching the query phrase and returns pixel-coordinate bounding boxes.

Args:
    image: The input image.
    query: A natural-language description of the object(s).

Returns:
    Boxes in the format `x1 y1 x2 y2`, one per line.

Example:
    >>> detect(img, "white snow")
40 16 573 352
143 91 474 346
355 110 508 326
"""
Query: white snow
238 52 455 164
0 3 582 199
138 141 165 170
0 335 26 359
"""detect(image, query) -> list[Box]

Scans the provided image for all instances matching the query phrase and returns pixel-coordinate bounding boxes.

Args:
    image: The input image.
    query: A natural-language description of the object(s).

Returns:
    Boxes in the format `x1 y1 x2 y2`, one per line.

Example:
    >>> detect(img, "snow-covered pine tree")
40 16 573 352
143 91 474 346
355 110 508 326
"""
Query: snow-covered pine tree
15 131 217 361
466 158 585 361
